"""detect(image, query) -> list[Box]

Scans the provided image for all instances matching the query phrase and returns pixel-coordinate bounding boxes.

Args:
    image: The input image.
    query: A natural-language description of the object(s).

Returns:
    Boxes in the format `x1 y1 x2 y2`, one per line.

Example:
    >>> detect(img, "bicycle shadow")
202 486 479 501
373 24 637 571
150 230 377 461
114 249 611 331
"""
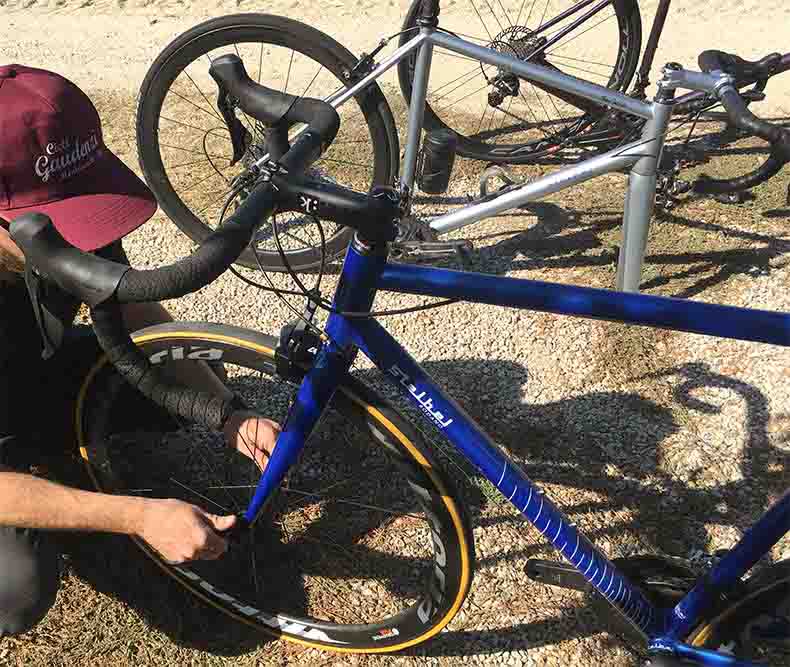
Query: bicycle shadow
48 354 785 660
448 196 790 298
356 357 785 658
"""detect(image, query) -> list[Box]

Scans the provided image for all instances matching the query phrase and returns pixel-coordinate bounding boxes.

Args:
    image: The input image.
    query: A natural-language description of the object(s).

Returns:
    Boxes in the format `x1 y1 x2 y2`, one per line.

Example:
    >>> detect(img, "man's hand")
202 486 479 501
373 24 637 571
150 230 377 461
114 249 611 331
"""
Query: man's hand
223 410 281 469
136 498 236 564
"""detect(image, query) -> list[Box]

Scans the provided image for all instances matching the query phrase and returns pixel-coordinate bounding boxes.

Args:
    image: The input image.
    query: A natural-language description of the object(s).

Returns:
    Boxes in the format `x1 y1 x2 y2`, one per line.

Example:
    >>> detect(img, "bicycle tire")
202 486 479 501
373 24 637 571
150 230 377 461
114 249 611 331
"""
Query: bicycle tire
397 0 642 165
137 14 400 272
688 560 790 663
75 322 474 652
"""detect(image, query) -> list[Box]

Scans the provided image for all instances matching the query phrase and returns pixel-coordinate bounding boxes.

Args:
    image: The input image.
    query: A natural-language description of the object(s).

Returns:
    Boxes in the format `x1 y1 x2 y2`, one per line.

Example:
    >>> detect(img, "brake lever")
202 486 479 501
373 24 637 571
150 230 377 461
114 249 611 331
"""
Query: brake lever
213 85 251 166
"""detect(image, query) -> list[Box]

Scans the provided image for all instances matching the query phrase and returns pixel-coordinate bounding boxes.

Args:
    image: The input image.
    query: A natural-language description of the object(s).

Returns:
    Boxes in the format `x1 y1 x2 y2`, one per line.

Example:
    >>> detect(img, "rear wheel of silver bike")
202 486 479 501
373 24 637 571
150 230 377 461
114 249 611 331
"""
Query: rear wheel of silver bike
398 0 642 164
76 322 474 652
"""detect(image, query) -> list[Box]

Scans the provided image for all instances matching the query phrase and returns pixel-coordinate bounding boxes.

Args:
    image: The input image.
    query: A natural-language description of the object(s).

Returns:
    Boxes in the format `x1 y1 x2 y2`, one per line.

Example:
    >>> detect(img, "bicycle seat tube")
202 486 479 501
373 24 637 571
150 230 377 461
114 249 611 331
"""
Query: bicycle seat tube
615 66 677 292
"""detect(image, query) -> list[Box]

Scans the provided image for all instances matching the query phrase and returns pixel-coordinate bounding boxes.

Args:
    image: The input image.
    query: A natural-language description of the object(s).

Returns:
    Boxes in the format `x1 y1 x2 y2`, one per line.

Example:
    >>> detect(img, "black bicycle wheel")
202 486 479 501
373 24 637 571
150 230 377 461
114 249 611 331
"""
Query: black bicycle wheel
137 14 399 272
76 322 474 652
397 0 642 164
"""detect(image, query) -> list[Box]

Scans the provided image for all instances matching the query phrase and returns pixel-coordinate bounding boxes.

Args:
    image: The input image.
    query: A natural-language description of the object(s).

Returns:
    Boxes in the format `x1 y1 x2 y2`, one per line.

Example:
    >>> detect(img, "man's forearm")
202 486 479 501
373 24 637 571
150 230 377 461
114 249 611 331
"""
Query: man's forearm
119 301 232 399
0 471 144 535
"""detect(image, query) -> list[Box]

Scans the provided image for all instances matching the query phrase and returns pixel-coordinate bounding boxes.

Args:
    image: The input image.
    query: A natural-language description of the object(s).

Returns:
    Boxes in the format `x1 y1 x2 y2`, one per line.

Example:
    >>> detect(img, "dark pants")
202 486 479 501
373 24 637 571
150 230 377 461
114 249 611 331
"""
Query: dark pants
0 281 105 636
0 439 61 637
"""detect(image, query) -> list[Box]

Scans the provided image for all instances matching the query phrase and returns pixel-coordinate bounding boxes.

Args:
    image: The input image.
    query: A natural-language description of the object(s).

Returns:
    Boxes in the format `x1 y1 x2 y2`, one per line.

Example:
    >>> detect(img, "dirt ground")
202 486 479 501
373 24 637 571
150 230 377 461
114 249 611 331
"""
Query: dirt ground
1 1 790 666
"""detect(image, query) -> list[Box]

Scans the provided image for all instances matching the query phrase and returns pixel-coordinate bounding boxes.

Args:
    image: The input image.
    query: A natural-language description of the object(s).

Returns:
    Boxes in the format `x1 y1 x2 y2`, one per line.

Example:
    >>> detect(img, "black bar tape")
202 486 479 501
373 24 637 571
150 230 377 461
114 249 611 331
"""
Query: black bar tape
693 152 785 195
91 300 246 431
115 181 274 304
717 87 784 144
692 52 790 193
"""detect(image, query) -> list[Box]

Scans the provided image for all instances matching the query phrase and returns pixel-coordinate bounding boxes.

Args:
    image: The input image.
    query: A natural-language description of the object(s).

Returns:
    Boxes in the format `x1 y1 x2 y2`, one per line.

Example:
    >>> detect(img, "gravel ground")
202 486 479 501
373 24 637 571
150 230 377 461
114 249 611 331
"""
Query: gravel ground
3 83 790 667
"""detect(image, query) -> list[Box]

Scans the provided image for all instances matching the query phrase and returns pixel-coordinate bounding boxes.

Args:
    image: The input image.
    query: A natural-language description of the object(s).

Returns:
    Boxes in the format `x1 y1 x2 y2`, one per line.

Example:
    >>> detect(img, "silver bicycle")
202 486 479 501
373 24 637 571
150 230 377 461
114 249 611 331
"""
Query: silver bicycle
136 1 789 290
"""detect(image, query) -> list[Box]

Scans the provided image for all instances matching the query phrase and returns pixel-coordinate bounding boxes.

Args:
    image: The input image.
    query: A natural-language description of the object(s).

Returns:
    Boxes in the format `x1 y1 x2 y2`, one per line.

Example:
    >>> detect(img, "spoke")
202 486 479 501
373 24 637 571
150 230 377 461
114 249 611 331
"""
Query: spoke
546 53 614 70
170 477 234 514
281 487 423 520
467 0 495 42
439 30 493 43
538 0 551 27
486 98 499 135
546 11 617 53
178 426 241 513
434 80 494 116
429 65 498 111
546 60 612 80
529 82 552 122
318 156 374 169
257 43 263 84
194 183 238 215
543 80 566 121
182 70 225 123
235 427 265 475
159 115 224 137
496 0 514 27
159 143 231 161
497 95 516 133
297 64 325 102
481 0 506 33
166 157 222 171
517 87 544 131
434 49 483 64
167 87 224 126
178 170 227 197
429 63 488 97
250 522 262 601
515 0 530 25
283 49 295 94
475 101 490 136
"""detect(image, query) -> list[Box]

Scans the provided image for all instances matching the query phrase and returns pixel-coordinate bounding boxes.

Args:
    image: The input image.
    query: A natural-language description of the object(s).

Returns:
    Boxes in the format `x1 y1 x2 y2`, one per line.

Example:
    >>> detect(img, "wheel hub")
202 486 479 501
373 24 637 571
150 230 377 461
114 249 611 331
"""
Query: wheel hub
484 26 548 108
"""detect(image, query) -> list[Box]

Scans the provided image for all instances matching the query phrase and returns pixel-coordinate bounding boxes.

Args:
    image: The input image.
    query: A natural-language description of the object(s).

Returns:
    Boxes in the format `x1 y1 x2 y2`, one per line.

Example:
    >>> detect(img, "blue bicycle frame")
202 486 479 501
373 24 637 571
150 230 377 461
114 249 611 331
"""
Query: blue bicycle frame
243 239 790 666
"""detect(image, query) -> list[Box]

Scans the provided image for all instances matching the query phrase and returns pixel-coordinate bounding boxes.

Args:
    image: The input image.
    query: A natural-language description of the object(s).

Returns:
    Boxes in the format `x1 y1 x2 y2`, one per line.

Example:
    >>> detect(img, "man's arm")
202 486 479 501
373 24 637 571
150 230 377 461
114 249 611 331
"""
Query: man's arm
0 470 235 563
119 300 280 467
0 223 25 280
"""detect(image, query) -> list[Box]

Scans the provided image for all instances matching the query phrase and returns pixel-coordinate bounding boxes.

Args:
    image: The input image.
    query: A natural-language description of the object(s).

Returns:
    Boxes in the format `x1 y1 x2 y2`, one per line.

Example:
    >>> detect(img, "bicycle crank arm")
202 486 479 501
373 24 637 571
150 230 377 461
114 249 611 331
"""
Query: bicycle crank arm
525 558 592 592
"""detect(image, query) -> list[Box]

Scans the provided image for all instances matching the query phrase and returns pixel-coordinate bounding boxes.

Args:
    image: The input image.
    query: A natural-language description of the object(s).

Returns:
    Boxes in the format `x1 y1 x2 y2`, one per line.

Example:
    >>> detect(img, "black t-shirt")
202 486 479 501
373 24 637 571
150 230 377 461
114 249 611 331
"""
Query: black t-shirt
0 241 128 452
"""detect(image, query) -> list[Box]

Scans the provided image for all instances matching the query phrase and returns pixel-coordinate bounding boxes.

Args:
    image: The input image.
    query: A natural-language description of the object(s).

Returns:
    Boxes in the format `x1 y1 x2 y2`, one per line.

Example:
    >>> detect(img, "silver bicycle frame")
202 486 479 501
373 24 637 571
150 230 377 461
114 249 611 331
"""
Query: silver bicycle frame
315 26 724 291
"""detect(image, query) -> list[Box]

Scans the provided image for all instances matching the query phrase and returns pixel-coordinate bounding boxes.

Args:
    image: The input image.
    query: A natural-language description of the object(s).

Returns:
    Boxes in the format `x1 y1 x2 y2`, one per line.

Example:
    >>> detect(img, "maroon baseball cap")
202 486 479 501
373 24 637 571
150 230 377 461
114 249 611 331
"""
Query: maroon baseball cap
0 64 156 251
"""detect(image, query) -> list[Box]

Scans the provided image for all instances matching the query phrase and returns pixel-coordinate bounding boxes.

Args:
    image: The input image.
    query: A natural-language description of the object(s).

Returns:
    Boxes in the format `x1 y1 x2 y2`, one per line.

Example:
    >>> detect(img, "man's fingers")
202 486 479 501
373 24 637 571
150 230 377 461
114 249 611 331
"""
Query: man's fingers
204 512 237 533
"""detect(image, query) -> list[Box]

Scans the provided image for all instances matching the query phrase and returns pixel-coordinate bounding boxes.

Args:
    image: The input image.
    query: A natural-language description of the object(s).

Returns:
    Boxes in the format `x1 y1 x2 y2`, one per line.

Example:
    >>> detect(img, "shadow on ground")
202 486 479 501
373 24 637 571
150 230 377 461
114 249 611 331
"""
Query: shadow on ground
43 352 786 661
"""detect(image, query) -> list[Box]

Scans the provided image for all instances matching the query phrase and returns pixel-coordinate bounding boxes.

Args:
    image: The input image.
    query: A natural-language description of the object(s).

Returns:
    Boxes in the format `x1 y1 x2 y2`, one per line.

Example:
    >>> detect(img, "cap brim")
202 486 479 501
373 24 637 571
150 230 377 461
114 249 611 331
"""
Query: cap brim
5 150 157 252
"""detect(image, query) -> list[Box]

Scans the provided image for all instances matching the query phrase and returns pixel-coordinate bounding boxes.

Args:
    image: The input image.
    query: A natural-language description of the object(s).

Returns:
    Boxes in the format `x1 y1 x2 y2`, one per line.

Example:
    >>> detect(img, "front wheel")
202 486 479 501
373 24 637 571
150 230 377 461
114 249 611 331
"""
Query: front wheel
137 14 400 272
76 322 474 652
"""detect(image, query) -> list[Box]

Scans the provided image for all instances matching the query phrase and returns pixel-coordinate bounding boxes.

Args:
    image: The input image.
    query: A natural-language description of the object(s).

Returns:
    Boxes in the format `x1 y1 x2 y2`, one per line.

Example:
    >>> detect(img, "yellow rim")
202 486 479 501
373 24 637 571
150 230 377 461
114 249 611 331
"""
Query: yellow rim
75 328 472 653
690 575 790 647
